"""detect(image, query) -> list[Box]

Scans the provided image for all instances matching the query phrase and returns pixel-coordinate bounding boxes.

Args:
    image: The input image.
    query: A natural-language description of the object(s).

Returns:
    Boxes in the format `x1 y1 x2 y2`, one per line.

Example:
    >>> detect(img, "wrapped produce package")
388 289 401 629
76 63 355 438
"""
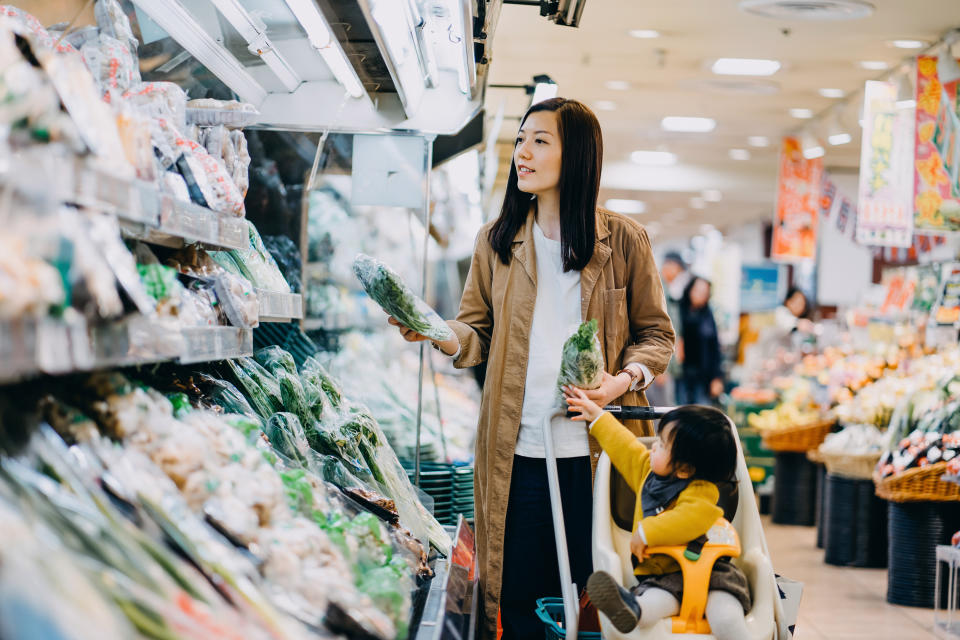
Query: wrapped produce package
556 319 604 401
352 254 453 342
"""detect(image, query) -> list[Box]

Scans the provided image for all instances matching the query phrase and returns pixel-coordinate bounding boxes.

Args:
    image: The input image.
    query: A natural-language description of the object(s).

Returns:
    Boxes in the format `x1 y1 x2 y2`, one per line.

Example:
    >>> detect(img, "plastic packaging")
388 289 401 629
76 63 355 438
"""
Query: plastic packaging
353 253 453 341
94 0 138 54
262 235 302 293
255 346 298 377
556 319 604 401
79 34 140 101
123 82 187 131
213 272 259 329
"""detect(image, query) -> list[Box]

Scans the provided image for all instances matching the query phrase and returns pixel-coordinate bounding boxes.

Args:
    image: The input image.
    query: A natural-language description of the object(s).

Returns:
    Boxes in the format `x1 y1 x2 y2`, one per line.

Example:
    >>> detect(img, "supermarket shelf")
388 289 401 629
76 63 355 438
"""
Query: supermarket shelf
0 317 253 383
257 290 303 322
186 107 260 128
3 150 246 251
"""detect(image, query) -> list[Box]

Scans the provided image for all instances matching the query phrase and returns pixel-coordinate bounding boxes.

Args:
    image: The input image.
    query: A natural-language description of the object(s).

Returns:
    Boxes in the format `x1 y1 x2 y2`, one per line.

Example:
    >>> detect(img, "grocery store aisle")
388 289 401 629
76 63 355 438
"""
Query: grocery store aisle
763 517 938 639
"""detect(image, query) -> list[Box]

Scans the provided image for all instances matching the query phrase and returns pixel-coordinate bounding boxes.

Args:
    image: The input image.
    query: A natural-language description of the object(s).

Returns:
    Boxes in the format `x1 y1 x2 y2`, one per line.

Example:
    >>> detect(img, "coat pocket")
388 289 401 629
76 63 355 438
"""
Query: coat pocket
604 287 628 347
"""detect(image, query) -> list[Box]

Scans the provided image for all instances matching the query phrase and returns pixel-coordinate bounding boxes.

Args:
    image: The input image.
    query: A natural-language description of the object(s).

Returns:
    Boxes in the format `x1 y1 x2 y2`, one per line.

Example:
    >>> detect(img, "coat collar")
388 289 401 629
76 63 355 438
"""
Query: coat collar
511 207 613 295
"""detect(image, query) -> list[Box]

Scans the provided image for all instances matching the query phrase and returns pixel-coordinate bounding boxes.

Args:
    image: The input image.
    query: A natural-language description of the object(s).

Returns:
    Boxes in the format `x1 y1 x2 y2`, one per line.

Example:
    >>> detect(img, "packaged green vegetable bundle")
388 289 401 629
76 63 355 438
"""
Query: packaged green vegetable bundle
556 319 604 402
352 254 453 341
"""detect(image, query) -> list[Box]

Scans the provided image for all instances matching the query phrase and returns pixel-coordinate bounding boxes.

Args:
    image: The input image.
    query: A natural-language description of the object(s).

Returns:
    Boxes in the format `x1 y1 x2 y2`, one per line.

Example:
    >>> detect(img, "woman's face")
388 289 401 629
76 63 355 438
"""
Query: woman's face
785 291 806 317
514 110 562 197
689 279 710 309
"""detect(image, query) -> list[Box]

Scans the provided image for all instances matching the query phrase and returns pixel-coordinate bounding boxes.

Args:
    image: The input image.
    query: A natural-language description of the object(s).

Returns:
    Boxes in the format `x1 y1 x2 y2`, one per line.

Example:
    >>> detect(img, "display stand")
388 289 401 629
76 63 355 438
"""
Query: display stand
772 452 818 526
415 517 478 640
823 474 887 567
887 501 960 608
936 545 960 637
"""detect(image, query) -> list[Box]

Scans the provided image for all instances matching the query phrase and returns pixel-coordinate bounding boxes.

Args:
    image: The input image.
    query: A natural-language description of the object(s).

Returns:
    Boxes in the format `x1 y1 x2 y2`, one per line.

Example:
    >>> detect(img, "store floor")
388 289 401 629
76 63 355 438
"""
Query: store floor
764 516 939 639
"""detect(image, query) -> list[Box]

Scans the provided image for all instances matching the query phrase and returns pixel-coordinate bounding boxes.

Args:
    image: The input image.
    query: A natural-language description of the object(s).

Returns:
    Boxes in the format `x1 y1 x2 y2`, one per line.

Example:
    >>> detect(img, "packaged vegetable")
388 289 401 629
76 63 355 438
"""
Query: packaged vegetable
352 253 452 341
213 272 259 329
556 319 604 401
254 346 298 377
226 358 283 420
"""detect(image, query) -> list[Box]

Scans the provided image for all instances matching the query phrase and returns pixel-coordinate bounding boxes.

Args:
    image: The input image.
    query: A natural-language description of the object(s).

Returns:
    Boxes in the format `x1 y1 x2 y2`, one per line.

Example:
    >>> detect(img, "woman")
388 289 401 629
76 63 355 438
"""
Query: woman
775 286 814 334
389 98 674 640
677 276 724 406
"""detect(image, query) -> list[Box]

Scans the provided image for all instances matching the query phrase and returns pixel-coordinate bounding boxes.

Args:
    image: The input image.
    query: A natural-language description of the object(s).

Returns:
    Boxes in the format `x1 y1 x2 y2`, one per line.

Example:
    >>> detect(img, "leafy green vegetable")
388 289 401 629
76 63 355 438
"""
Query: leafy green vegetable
254 346 298 377
265 412 311 466
302 356 343 408
225 358 282 420
352 253 453 341
556 319 604 400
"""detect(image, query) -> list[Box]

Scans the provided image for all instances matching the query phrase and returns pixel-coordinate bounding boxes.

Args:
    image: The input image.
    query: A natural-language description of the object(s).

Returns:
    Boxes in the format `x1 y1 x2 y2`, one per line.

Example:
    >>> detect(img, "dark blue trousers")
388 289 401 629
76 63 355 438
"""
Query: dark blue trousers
500 455 594 640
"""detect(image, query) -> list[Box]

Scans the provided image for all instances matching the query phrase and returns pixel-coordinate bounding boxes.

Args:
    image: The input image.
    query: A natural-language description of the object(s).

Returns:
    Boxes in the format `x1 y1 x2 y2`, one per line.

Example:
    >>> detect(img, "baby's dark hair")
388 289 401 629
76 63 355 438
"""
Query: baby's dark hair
656 405 737 484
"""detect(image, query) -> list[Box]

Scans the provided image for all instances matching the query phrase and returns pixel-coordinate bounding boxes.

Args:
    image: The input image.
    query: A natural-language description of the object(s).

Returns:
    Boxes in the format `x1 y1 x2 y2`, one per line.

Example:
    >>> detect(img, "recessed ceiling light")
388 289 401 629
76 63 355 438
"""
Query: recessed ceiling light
631 150 678 165
605 80 631 91
628 29 660 39
790 108 814 119
828 132 852 145
859 60 891 71
689 197 706 210
889 39 927 50
711 57 781 76
605 199 647 214
803 145 825 159
702 189 723 202
594 100 617 111
748 135 770 147
661 116 716 132
818 88 846 98
729 148 751 161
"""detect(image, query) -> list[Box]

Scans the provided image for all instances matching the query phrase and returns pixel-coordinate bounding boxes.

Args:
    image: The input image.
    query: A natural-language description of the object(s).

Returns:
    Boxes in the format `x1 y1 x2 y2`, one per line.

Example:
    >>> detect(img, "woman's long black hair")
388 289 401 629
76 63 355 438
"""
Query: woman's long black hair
488 98 603 272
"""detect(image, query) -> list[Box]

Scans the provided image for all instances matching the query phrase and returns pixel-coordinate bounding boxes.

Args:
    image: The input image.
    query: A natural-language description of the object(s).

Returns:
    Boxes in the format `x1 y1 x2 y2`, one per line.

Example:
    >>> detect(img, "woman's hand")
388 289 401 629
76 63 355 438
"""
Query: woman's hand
387 316 460 356
572 371 631 408
710 378 724 398
564 386 604 423
630 528 648 562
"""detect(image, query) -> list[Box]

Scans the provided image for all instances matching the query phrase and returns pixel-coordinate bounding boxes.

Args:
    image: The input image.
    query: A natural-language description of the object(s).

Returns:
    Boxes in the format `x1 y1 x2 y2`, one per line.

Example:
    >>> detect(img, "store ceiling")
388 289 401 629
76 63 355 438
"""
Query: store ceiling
484 0 960 241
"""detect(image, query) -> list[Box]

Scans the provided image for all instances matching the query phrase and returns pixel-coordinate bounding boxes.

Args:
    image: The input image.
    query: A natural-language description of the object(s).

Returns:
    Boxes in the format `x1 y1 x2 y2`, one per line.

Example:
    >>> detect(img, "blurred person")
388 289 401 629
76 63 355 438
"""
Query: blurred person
678 276 724 406
646 251 689 407
776 286 815 335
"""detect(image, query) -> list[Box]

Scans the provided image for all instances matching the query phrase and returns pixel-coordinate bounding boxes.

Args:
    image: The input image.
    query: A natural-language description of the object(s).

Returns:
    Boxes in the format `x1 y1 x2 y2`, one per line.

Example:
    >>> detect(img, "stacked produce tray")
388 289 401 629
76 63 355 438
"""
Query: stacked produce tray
403 460 476 526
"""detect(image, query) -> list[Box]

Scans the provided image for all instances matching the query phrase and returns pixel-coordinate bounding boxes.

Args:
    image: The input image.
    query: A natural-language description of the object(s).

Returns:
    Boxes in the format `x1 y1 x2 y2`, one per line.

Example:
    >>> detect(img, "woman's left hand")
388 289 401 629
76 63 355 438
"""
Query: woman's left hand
572 371 631 408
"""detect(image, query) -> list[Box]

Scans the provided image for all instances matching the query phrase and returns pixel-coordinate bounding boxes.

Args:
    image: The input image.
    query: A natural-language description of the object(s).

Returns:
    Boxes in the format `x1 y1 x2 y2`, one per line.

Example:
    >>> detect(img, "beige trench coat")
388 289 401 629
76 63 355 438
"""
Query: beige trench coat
447 207 676 640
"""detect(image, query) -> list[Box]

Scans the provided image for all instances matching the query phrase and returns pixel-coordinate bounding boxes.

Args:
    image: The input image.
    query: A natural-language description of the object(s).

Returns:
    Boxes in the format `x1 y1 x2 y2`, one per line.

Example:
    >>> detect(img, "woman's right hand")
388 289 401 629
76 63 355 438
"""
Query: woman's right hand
387 316 460 356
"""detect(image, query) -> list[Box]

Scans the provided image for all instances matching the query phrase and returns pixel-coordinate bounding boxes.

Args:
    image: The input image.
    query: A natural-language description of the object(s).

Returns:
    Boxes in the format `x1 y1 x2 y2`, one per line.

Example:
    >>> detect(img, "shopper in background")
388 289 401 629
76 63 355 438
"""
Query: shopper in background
646 251 689 407
387 97 675 640
776 286 815 334
677 276 724 406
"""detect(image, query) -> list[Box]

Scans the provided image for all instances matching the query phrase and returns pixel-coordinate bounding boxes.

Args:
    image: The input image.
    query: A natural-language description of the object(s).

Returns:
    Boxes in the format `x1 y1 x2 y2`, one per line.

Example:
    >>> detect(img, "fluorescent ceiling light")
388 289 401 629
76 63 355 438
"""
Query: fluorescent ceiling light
283 0 363 97
889 39 927 49
859 60 891 71
209 0 301 91
661 116 716 132
605 199 647 214
747 135 769 147
631 150 678 165
594 100 617 111
702 189 722 202
628 29 660 39
828 132 852 145
790 108 814 119
803 145 825 159
605 80 631 91
729 148 751 161
711 57 781 76
818 88 846 98
689 197 706 210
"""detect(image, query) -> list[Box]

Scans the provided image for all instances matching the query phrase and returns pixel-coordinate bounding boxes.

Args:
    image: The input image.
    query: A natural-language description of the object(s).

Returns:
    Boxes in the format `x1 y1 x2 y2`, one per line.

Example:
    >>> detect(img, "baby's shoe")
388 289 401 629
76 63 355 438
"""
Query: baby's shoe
585 571 641 633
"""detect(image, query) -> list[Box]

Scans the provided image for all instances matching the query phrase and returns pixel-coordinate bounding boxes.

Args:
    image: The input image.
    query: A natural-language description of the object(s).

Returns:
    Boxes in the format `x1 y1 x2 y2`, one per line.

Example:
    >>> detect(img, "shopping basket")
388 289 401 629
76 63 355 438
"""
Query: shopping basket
535 597 601 640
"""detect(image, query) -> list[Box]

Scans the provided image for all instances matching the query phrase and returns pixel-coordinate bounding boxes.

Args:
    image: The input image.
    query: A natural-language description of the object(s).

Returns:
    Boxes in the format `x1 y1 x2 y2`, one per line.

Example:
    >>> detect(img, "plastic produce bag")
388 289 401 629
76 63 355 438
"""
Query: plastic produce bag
225 357 283 421
213 272 259 328
353 253 453 341
196 374 262 425
262 235 302 293
254 346 298 377
556 319 604 401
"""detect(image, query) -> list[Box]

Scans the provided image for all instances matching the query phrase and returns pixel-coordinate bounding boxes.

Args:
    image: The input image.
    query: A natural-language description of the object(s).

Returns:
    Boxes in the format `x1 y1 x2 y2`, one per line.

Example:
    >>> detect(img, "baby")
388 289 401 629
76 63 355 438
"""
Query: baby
565 387 751 640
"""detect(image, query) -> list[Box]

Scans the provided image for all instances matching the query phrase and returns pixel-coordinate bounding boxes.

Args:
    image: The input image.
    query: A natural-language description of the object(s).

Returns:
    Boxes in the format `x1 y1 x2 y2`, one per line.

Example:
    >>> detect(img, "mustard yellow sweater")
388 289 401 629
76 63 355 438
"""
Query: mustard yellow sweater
590 412 723 576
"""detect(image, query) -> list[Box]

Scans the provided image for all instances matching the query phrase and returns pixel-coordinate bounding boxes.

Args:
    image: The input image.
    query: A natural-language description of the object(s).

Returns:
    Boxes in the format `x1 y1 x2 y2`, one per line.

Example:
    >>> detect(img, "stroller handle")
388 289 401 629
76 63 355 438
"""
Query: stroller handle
565 405 676 421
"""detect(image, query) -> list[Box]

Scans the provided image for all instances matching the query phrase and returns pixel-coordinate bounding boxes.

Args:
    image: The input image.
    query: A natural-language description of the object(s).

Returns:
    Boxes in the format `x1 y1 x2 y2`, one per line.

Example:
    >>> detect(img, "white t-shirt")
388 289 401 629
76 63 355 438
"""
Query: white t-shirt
514 222 591 459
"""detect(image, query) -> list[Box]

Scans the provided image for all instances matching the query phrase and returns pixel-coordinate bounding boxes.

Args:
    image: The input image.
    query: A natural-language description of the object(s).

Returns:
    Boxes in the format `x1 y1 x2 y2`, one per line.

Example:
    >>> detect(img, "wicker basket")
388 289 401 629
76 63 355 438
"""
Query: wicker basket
874 461 960 503
762 419 836 453
820 450 882 480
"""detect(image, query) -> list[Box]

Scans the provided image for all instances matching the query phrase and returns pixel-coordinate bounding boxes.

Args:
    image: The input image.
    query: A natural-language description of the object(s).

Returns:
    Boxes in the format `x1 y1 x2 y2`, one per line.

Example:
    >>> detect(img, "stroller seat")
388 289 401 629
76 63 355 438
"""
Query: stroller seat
590 414 789 640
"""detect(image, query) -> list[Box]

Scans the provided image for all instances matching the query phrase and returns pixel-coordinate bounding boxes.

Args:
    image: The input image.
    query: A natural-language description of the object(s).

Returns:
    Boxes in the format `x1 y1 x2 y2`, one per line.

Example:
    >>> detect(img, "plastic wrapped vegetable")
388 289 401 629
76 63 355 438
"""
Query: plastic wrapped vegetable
556 319 604 401
225 358 283 420
265 412 311 467
196 374 261 425
262 235 302 294
254 346 298 377
277 370 311 427
302 356 344 408
352 254 453 341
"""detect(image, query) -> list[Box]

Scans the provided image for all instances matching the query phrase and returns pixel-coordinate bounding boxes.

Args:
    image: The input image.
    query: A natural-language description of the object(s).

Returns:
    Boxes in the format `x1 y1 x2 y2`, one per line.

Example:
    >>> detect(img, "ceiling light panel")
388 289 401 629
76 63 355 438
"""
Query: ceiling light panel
790 108 814 119
711 57 781 76
629 29 660 39
748 136 770 147
594 100 617 111
818 88 846 98
661 116 716 132
859 60 891 71
631 150 678 165
729 148 751 160
889 39 927 49
605 199 647 214
605 80 631 91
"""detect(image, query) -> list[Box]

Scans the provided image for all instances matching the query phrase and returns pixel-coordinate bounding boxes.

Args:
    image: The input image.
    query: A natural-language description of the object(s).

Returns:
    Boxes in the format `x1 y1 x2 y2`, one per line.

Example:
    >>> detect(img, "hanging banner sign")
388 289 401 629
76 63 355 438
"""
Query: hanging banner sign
914 56 960 232
772 137 822 262
933 262 960 325
857 81 915 247
820 175 837 218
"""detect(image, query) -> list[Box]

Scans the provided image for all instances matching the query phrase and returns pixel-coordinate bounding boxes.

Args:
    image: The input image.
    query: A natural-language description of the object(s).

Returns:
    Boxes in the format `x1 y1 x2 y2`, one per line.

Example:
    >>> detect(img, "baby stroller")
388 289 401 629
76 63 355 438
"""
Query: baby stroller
540 406 794 640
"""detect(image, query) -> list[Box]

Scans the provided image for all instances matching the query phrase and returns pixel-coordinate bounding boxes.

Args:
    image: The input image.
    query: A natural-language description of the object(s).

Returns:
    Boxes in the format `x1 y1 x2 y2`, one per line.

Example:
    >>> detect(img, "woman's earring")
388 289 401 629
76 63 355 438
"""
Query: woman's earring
530 194 536 201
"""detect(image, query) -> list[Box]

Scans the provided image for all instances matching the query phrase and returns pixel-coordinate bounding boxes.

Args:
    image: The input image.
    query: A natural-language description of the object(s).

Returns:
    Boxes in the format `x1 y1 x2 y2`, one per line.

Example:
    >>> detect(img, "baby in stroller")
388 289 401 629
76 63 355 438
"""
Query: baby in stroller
565 388 750 640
